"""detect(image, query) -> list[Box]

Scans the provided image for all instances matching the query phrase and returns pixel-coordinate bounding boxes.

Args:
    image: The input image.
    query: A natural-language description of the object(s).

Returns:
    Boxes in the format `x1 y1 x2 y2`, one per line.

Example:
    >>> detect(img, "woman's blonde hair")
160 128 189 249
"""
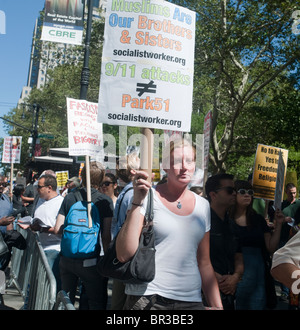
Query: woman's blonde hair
162 138 196 170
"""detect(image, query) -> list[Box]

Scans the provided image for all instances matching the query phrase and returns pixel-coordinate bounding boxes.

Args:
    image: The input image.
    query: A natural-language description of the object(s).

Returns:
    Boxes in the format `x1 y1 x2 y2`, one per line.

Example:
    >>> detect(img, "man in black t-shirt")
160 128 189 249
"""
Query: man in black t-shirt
21 174 39 216
54 162 113 310
205 173 244 310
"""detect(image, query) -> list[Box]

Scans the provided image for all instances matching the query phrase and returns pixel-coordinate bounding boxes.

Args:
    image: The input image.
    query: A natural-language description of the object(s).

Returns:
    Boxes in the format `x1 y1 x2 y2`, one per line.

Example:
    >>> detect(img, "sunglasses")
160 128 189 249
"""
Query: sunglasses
215 186 236 195
101 181 115 187
0 182 8 187
37 185 49 189
237 189 254 196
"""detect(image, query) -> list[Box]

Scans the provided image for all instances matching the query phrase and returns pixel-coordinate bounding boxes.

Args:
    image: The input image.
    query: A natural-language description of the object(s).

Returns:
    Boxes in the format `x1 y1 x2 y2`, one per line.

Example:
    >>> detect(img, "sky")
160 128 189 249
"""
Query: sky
0 0 45 139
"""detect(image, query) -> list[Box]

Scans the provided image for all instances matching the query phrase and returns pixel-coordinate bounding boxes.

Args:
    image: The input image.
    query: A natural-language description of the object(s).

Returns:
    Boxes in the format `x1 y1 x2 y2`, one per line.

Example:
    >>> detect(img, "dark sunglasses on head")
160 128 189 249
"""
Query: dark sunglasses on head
0 182 8 187
237 189 254 196
215 186 236 195
101 181 115 187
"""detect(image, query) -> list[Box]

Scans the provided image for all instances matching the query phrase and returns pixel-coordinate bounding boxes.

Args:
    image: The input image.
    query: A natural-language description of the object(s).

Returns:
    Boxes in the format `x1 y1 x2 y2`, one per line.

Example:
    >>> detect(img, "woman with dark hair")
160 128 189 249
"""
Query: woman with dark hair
230 180 288 310
100 173 118 206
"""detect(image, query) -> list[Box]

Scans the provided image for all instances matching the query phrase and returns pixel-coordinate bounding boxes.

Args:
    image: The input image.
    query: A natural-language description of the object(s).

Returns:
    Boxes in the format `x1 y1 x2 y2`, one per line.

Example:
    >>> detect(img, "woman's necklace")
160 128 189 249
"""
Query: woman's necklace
160 185 185 209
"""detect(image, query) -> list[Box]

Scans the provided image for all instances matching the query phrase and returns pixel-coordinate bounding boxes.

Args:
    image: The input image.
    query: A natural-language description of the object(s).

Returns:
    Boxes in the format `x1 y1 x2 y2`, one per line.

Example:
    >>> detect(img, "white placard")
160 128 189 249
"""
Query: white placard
67 98 104 158
98 0 196 132
2 136 22 164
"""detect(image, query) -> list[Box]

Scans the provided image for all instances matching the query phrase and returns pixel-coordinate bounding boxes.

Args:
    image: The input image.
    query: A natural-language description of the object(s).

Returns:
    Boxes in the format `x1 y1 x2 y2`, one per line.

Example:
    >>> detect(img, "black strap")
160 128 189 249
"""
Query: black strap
144 188 154 224
73 189 83 203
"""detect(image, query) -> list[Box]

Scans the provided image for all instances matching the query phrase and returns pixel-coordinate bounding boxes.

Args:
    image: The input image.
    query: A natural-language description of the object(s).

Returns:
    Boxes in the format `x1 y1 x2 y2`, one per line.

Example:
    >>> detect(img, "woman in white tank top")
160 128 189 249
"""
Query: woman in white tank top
116 138 223 310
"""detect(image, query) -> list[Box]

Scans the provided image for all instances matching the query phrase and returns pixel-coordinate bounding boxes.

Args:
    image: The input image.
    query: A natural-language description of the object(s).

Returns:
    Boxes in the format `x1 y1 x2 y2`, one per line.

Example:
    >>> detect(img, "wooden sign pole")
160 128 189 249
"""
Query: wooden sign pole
10 162 13 202
140 128 154 183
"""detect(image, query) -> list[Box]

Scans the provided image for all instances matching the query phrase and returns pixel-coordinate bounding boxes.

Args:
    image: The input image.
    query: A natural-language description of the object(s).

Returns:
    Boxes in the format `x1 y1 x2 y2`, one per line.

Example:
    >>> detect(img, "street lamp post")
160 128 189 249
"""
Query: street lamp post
80 0 93 101
21 103 45 158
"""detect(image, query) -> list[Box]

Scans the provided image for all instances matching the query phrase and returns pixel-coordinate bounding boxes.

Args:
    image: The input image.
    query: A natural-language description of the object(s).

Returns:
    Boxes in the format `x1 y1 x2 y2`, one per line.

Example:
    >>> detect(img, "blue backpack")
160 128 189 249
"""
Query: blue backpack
61 190 101 259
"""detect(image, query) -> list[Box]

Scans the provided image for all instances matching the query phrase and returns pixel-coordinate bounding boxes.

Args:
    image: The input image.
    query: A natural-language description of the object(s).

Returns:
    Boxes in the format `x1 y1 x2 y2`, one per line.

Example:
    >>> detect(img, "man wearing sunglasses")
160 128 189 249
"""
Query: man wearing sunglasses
28 174 63 291
0 176 14 234
205 173 243 310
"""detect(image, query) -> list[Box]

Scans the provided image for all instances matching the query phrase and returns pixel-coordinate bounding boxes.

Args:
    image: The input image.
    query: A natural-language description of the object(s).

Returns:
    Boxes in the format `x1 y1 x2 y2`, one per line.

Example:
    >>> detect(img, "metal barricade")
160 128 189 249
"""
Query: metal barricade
9 227 57 310
54 290 76 310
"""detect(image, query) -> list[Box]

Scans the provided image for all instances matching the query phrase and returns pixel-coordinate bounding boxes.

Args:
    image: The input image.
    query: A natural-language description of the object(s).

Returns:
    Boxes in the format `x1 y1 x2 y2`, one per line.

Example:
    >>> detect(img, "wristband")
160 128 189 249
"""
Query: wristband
132 202 143 207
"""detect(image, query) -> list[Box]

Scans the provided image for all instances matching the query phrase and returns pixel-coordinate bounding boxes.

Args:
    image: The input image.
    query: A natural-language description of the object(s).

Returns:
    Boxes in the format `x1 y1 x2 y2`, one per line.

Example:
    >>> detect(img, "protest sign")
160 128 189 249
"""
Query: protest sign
41 0 84 45
56 171 69 190
67 98 104 159
98 0 196 132
252 144 288 200
2 136 22 164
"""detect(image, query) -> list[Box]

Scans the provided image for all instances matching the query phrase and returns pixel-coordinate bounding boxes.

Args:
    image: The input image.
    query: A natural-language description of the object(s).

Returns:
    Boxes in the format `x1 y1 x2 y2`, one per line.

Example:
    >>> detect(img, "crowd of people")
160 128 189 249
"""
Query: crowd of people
0 137 299 310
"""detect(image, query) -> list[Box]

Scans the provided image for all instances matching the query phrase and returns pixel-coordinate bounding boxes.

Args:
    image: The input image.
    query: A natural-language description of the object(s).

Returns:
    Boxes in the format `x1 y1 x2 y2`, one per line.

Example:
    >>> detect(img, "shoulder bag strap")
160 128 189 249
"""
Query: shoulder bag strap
116 186 133 220
144 188 154 224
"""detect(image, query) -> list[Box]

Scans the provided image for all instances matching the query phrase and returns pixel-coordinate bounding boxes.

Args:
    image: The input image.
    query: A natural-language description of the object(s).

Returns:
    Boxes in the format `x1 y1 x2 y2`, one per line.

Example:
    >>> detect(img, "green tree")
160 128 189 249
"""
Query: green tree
173 0 300 173
226 72 300 179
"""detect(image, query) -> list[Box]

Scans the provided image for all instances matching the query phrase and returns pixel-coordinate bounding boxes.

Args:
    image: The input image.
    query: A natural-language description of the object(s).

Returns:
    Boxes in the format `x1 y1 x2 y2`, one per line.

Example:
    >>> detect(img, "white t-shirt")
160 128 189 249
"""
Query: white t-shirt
271 231 300 270
125 188 211 302
34 195 64 251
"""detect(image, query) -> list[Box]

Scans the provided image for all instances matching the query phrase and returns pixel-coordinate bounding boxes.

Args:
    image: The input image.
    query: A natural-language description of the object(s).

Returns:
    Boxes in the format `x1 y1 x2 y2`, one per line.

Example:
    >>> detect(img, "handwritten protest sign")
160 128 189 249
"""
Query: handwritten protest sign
2 136 22 164
56 171 69 190
252 144 288 200
67 98 103 158
98 0 196 132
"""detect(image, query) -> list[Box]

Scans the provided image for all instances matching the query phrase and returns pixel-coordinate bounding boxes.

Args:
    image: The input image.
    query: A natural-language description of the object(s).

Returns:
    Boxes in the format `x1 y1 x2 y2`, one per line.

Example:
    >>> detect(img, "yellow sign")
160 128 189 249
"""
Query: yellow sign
152 169 160 182
56 171 69 189
252 144 288 200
